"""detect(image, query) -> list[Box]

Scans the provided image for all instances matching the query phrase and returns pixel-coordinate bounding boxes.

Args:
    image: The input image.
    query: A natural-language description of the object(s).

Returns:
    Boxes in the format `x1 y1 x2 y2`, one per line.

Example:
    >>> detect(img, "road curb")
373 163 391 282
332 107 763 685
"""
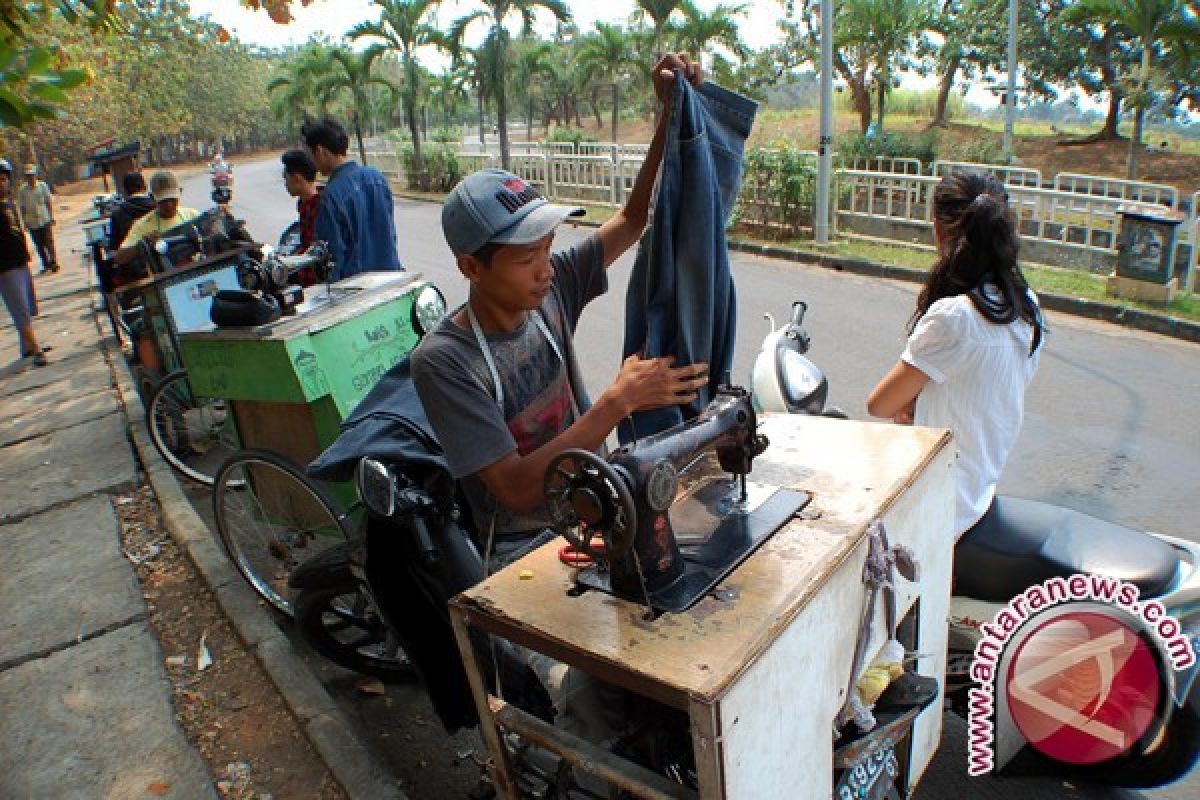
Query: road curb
396 191 1200 345
99 317 406 800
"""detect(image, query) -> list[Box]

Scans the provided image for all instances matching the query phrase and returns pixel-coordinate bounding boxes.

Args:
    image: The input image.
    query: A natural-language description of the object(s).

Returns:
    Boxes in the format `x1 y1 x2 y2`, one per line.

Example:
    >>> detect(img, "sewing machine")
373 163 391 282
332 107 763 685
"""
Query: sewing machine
545 386 811 613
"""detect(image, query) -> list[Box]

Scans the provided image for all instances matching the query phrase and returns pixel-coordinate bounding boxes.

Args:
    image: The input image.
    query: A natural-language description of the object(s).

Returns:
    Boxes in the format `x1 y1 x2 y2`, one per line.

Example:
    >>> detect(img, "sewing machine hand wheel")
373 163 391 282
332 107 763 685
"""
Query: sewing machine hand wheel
545 449 637 561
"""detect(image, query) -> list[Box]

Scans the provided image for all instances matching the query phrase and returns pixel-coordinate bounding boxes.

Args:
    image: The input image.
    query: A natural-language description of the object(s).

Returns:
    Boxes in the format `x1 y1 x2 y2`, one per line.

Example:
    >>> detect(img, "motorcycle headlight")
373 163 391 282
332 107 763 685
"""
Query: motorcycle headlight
411 284 446 336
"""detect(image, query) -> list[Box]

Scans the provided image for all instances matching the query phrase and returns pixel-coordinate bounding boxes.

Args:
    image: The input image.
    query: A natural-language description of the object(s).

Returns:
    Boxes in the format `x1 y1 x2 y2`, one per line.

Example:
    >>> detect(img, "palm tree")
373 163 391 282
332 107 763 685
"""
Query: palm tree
449 0 572 169
511 38 556 140
267 43 338 128
675 1 747 60
351 0 448 190
431 67 470 129
633 0 684 56
841 0 935 133
1066 0 1200 179
576 23 634 142
456 37 503 147
313 45 399 163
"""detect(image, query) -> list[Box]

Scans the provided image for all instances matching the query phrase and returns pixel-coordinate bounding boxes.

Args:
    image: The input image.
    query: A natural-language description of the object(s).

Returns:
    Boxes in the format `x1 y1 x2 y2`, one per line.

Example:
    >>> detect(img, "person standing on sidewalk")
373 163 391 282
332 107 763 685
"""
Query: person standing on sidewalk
16 165 57 274
302 117 403 280
0 160 47 366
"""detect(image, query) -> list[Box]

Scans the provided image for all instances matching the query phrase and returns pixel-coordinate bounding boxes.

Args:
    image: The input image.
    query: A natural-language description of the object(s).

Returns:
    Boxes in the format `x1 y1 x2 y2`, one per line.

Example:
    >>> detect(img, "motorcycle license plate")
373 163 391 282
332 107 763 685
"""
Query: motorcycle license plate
836 746 899 800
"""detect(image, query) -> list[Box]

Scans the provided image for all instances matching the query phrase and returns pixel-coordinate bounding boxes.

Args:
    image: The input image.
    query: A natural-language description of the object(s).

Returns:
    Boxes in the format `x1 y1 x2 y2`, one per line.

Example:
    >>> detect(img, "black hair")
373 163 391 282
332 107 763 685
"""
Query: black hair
122 171 146 195
913 170 1043 355
471 242 503 266
301 117 349 157
281 149 318 182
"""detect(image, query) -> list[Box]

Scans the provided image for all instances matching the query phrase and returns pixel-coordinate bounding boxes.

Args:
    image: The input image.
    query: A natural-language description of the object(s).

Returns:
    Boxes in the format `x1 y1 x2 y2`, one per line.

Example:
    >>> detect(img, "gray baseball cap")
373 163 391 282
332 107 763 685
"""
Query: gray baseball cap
442 169 584 257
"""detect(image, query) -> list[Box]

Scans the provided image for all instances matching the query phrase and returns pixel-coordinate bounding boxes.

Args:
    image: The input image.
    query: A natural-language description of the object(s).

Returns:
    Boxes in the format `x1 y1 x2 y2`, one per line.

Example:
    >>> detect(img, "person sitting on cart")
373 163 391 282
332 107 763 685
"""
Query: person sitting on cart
114 171 199 267
109 171 156 252
411 52 708 572
411 53 708 775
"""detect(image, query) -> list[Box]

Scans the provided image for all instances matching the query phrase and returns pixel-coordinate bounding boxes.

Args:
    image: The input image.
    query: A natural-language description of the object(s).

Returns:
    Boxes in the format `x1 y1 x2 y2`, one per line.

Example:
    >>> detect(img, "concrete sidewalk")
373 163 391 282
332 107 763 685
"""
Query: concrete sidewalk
0 263 215 799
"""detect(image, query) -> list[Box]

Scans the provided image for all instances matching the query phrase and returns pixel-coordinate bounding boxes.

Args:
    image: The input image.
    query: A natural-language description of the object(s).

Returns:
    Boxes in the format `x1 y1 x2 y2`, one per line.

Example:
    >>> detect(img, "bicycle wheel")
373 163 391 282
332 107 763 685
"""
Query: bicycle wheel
146 369 240 486
213 449 352 617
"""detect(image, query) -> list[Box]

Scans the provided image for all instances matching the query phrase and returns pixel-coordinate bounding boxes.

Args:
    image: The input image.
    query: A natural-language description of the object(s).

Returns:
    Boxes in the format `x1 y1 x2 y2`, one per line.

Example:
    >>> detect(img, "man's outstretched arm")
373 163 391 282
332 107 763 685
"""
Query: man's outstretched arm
596 53 703 268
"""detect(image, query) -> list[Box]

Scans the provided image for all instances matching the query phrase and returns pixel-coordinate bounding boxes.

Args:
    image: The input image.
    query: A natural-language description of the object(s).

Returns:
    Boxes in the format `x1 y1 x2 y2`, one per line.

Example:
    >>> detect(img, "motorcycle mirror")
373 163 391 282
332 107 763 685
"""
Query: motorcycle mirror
789 301 808 327
356 457 397 518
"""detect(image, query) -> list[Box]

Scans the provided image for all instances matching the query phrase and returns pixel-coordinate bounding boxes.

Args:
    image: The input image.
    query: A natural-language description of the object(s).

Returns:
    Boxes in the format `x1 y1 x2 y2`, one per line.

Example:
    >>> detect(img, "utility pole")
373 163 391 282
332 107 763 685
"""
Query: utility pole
815 0 834 245
1004 0 1017 161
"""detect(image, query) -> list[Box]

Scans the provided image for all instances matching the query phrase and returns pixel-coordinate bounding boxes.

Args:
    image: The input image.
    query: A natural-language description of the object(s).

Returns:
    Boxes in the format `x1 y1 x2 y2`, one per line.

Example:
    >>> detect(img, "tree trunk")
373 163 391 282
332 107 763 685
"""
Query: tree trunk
477 91 486 147
527 97 534 144
407 100 426 191
589 87 603 130
496 40 511 170
931 53 962 127
611 82 619 144
851 79 872 133
354 117 367 165
1102 89 1122 139
876 78 886 133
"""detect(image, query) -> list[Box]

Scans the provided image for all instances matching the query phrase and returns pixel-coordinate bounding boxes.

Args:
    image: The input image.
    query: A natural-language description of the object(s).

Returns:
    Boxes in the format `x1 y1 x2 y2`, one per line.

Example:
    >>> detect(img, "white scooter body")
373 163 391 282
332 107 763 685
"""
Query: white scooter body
751 300 1200 787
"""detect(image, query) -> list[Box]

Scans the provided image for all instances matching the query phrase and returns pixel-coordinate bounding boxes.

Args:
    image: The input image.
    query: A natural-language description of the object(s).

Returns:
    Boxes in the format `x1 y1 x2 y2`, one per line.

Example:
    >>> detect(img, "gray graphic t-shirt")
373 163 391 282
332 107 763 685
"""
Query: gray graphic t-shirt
411 235 607 536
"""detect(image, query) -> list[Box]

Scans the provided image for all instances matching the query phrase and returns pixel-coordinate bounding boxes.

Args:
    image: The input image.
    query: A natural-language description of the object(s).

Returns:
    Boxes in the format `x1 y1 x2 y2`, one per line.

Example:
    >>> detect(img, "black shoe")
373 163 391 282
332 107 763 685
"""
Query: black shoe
31 352 48 367
874 672 940 713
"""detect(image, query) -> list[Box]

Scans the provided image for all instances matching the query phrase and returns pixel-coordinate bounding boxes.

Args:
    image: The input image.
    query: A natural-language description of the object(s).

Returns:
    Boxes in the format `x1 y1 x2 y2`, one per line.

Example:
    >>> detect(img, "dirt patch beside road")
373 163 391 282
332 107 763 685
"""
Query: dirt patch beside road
114 485 345 800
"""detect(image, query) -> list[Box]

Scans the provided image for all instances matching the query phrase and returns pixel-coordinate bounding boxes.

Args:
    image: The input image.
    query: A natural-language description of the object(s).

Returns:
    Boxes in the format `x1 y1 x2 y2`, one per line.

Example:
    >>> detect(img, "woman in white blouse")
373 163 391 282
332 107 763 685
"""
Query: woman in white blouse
867 170 1045 539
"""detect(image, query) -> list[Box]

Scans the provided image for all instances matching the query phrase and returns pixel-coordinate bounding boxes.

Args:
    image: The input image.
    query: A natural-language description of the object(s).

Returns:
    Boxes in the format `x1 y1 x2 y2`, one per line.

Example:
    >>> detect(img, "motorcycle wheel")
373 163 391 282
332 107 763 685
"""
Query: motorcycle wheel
294 581 416 682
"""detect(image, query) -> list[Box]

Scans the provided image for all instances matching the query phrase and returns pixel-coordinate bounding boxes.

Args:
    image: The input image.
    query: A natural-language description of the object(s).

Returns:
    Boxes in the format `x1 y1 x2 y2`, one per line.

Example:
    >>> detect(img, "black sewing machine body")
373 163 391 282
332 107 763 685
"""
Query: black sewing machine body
546 386 810 613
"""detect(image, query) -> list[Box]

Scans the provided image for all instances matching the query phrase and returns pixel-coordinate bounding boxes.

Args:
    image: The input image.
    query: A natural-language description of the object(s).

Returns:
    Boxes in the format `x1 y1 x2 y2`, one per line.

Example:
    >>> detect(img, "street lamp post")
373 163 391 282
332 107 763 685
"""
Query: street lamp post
815 0 834 245
1004 0 1017 160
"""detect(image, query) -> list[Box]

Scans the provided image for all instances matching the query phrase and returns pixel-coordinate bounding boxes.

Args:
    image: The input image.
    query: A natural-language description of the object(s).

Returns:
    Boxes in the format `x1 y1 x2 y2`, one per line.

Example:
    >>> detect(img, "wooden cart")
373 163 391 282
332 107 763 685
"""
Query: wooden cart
450 413 956 799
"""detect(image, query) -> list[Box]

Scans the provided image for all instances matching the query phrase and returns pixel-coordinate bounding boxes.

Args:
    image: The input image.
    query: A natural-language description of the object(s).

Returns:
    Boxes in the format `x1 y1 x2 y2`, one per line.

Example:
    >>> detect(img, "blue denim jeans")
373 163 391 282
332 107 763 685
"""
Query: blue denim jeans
621 76 758 440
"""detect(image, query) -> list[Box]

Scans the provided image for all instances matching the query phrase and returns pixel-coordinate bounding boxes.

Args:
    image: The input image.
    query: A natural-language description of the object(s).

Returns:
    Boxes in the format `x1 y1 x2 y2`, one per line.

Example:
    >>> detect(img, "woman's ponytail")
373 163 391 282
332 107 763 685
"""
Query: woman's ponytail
912 171 1043 355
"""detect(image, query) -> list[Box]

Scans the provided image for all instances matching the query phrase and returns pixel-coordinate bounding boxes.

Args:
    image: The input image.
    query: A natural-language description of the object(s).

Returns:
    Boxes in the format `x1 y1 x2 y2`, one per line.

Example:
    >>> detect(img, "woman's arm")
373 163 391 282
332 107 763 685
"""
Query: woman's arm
867 360 930 422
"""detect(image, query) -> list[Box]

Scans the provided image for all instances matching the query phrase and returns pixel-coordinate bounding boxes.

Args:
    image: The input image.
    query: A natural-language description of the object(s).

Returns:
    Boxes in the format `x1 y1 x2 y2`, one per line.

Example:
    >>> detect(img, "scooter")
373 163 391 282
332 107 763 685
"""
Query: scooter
751 300 1200 789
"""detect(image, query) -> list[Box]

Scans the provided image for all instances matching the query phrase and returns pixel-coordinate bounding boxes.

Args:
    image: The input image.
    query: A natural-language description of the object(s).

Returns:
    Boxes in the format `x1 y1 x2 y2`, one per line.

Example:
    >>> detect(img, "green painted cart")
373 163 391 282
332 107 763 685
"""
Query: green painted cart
176 271 446 617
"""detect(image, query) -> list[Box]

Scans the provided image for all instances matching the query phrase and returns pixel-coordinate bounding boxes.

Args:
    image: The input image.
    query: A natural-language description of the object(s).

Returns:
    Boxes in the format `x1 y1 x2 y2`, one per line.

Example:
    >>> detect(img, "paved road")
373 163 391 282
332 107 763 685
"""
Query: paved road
188 157 1200 799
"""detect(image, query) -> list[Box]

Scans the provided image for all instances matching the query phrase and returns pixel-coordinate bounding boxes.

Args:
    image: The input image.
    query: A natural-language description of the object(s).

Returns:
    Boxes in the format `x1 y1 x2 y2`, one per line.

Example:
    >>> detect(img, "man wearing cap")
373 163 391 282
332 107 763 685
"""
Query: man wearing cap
0 160 47 366
16 165 57 274
114 171 199 266
411 54 708 568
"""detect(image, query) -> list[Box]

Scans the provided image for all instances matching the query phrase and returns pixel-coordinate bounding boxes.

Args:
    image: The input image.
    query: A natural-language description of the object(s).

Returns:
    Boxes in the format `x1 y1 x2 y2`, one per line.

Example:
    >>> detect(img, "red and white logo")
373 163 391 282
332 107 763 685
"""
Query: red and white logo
1005 611 1161 765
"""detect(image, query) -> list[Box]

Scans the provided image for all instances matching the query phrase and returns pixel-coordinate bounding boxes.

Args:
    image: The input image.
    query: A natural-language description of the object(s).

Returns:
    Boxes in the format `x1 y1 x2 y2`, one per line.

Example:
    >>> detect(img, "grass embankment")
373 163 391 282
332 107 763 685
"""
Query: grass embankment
394 190 1200 325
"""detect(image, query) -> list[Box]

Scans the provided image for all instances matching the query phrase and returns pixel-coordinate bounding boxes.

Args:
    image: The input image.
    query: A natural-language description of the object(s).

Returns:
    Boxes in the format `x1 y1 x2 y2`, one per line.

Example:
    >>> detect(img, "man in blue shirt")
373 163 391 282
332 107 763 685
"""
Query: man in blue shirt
302 117 403 279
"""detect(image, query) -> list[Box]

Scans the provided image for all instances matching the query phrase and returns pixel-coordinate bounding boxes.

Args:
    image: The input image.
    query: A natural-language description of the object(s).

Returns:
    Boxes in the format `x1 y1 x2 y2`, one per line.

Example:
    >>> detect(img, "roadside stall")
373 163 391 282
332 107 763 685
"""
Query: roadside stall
450 413 956 800
176 271 445 615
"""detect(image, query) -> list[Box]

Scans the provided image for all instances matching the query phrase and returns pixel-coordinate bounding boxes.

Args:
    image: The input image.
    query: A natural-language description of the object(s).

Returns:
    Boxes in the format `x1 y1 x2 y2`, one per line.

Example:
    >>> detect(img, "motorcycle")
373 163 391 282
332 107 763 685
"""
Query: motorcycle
210 158 233 205
751 299 1200 789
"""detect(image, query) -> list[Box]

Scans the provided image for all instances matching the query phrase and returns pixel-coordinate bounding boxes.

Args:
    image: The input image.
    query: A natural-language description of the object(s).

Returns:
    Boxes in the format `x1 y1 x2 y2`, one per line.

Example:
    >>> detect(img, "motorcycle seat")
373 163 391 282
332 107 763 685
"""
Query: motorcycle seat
954 496 1179 603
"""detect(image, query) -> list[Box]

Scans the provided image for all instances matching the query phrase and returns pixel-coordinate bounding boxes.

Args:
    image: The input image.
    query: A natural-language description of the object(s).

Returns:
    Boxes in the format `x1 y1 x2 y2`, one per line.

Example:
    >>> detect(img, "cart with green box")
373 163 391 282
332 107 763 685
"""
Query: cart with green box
177 271 446 617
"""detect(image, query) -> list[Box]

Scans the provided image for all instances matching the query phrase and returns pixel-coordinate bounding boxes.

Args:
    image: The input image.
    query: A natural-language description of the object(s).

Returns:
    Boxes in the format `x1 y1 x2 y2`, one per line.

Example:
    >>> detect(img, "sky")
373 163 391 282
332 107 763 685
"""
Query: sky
187 0 788 54
186 0 1010 108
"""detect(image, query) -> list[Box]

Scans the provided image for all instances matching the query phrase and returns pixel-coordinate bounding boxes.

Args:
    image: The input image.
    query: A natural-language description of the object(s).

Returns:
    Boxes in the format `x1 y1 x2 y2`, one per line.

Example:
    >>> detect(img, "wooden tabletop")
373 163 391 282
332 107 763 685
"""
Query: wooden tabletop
452 413 952 708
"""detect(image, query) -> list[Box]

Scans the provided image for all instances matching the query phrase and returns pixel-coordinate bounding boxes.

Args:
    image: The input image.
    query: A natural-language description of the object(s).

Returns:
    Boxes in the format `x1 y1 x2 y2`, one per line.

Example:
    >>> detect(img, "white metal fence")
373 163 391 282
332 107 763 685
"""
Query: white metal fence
367 143 1197 290
1053 173 1179 208
837 169 1129 254
932 160 1043 188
